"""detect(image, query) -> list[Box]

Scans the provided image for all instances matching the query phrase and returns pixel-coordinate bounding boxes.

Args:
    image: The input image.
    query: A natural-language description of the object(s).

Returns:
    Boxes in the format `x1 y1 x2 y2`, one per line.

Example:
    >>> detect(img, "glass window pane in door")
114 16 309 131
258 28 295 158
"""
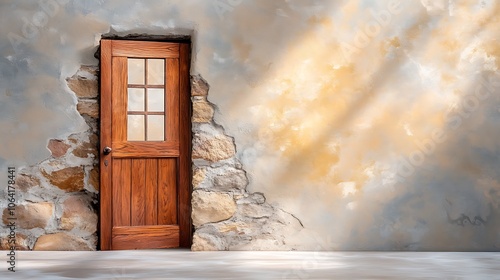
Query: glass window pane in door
147 115 164 141
127 115 145 141
127 88 145 111
128 58 145 84
147 59 164 85
147 88 164 112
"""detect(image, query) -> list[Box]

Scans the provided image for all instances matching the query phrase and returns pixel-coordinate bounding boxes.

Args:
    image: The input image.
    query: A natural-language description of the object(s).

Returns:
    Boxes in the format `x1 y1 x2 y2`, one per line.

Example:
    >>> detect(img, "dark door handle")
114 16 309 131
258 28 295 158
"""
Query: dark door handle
103 147 112 155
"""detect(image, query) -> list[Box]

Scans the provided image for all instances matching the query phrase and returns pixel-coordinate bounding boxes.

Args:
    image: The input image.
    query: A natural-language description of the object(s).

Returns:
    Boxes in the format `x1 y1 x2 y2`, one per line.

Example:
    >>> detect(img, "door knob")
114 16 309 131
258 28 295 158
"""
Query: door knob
103 147 112 155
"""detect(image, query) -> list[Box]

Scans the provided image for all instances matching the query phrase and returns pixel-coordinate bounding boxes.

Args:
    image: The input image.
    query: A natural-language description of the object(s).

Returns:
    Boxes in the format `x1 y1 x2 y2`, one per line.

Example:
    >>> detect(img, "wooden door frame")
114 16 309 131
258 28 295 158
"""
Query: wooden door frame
99 39 192 250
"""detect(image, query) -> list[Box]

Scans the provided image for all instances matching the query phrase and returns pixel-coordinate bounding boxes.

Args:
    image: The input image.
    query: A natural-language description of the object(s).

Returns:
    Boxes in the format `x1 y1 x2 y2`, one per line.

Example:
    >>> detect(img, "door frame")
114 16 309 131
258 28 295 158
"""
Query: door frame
99 38 192 250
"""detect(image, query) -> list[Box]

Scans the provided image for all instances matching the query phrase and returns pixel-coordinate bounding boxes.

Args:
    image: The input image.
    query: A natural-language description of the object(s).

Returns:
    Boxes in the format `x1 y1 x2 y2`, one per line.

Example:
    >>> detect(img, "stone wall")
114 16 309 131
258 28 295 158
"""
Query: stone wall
0 66 100 250
0 64 303 251
190 76 304 250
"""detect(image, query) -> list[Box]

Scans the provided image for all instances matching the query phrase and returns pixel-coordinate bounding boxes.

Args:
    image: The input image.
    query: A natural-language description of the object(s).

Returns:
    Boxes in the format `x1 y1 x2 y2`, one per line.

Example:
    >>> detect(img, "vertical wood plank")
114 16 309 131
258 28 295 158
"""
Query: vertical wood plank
179 43 192 247
113 159 131 226
145 159 158 225
112 57 127 143
100 39 113 250
158 158 177 225
166 59 179 142
131 159 146 226
112 159 122 226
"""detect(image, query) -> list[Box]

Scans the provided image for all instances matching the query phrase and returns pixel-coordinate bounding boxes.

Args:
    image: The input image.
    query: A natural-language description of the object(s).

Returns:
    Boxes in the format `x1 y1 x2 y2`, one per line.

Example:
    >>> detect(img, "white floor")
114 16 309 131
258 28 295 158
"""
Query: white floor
2 250 499 279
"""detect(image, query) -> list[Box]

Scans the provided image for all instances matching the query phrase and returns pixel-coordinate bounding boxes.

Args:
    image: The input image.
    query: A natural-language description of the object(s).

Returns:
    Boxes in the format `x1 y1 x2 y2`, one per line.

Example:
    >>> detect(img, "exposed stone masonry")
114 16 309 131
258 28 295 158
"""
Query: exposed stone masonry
0 66 303 251
0 66 99 250
190 75 304 251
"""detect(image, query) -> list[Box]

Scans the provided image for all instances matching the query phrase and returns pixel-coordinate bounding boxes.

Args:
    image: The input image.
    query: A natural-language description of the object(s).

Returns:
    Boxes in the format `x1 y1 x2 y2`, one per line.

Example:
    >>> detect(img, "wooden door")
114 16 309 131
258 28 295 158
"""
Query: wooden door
99 39 191 250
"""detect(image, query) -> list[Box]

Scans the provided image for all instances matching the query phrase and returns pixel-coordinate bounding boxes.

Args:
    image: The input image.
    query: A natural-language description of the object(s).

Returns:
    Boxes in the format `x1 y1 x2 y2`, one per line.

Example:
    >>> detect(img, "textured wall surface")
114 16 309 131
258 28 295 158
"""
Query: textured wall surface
0 66 99 250
190 75 304 250
1 0 500 250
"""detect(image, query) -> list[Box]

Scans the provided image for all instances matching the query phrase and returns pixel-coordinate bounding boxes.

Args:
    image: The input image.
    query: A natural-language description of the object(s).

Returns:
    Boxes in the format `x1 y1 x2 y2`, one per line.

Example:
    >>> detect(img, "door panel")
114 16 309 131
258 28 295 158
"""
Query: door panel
112 159 131 227
158 158 177 225
110 158 178 227
144 159 158 226
131 159 146 226
100 39 191 250
112 225 179 250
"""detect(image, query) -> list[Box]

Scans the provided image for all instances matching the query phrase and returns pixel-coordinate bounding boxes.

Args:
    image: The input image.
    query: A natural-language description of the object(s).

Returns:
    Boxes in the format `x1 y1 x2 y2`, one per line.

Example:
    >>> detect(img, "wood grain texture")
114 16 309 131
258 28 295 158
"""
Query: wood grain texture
179 43 193 248
131 159 146 226
112 225 180 250
112 159 131 226
99 39 113 250
102 40 191 250
111 142 180 158
111 57 127 143
112 40 180 58
158 158 177 225
145 159 158 225
166 59 180 142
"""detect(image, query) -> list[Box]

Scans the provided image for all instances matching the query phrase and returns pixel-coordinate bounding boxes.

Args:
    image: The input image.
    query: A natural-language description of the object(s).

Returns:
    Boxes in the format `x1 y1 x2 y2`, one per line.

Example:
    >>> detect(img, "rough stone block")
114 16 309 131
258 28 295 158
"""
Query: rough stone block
192 190 236 227
191 74 209 96
89 133 99 146
191 233 221 251
192 168 206 189
0 233 30 250
213 167 248 191
77 100 99 118
67 78 98 98
72 141 98 158
2 202 54 229
192 98 214 123
33 233 92 251
15 173 40 192
47 139 70 158
88 167 99 192
42 167 85 192
192 133 235 162
60 196 97 234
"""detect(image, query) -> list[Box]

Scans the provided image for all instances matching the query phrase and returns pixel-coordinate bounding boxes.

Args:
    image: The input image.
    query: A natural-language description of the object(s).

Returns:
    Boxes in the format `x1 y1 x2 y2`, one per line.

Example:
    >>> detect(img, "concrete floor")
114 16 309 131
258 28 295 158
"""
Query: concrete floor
2 250 499 279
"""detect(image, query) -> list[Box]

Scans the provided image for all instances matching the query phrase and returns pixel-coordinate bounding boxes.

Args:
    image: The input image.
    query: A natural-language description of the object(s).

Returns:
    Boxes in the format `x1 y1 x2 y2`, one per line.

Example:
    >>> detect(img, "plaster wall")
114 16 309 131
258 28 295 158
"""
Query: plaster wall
1 0 500 250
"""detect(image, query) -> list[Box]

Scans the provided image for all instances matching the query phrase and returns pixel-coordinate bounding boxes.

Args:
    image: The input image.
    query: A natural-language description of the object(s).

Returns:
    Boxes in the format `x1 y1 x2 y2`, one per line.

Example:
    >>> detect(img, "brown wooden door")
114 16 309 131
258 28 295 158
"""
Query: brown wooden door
99 39 191 250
